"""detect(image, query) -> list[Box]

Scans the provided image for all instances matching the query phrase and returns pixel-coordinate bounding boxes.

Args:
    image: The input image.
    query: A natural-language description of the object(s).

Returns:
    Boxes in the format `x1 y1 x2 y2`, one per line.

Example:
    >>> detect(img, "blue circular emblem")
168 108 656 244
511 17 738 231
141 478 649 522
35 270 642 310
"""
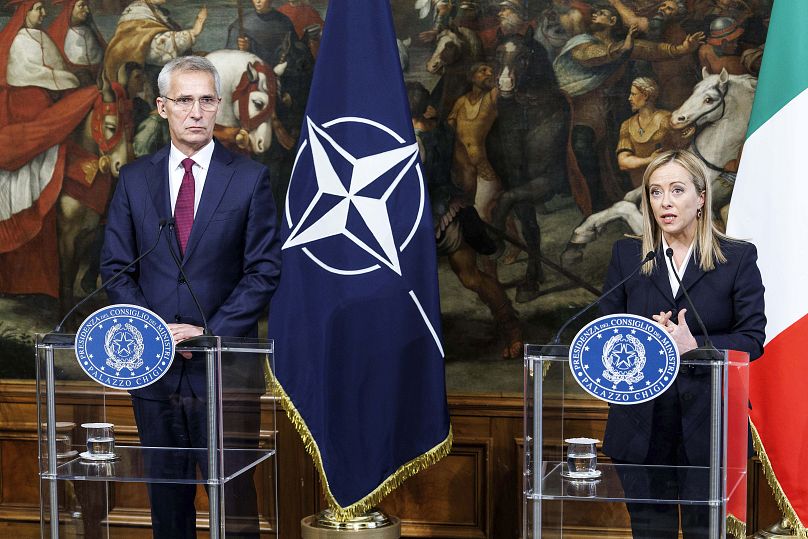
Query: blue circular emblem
75 304 175 389
569 314 680 404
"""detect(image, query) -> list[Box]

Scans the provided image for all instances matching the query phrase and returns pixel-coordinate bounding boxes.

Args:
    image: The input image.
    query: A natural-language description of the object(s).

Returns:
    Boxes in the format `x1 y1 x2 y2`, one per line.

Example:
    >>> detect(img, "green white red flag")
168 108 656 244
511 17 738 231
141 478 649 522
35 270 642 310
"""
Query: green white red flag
728 1 808 535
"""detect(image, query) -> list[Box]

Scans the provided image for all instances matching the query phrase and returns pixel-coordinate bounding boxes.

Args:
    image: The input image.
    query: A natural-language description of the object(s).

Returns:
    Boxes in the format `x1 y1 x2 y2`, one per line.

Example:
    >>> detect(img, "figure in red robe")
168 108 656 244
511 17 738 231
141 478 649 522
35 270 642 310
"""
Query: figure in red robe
276 0 323 40
0 0 98 297
47 0 107 84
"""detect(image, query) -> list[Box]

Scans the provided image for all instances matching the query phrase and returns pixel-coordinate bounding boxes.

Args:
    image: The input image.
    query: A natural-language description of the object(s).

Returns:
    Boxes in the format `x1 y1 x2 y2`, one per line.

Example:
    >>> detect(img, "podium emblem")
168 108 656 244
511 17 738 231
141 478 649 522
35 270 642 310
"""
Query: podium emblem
569 314 679 404
75 305 175 389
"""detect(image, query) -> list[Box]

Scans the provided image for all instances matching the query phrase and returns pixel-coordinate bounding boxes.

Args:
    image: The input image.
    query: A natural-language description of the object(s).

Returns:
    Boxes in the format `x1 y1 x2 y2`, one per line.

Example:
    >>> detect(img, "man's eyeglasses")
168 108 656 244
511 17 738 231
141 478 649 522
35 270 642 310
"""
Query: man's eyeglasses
162 96 221 112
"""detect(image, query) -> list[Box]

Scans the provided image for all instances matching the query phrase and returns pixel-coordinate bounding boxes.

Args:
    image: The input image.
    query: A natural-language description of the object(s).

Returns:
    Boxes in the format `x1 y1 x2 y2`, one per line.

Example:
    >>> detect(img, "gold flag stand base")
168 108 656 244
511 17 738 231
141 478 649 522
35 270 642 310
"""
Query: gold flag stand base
301 509 401 538
749 519 797 538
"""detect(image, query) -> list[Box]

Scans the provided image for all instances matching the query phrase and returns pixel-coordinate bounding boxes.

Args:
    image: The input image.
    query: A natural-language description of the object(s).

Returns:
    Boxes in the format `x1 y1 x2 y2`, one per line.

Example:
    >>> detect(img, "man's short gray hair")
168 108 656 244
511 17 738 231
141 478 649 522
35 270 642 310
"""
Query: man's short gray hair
157 55 222 97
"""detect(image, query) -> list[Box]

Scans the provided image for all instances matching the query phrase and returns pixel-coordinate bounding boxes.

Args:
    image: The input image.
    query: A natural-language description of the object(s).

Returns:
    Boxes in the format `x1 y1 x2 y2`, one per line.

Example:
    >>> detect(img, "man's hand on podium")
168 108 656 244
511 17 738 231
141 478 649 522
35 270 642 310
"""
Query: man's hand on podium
168 323 204 359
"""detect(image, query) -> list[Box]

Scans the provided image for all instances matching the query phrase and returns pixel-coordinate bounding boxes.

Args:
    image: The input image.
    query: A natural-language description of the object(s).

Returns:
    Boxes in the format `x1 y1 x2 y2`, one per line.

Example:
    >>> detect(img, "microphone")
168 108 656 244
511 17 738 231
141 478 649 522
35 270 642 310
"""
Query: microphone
665 247 718 354
50 219 171 335
551 250 656 345
164 218 211 336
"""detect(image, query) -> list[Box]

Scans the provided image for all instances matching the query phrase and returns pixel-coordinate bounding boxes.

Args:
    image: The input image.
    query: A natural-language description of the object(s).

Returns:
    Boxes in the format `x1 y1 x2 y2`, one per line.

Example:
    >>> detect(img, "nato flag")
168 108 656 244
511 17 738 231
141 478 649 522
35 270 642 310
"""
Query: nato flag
267 0 452 519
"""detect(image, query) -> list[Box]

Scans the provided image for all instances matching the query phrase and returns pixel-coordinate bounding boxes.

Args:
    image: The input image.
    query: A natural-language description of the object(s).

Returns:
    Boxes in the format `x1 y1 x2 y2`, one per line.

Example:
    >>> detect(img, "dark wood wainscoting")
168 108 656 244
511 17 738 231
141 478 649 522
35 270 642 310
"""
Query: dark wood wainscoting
0 381 780 538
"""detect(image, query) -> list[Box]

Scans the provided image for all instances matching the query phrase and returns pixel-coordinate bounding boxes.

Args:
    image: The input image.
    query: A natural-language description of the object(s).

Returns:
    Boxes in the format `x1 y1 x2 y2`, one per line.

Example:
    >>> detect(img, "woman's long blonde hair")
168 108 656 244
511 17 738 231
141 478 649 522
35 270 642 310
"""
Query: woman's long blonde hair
639 150 728 275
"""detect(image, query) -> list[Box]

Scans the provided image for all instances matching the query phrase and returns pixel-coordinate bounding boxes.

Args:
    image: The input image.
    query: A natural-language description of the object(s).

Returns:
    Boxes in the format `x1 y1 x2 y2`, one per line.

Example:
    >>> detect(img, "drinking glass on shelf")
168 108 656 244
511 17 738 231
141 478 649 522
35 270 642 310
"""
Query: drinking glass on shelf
82 422 115 458
564 437 600 478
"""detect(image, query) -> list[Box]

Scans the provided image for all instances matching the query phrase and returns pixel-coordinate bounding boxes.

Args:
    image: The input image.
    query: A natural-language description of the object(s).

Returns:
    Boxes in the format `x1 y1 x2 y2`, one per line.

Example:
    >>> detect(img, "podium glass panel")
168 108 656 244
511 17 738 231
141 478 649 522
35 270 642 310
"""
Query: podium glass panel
523 344 749 538
36 334 278 538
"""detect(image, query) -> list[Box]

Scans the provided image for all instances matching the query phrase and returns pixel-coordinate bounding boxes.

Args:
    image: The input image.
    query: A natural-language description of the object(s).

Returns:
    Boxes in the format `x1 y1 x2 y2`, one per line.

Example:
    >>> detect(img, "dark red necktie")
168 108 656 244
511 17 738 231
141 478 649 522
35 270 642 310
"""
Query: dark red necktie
174 158 196 255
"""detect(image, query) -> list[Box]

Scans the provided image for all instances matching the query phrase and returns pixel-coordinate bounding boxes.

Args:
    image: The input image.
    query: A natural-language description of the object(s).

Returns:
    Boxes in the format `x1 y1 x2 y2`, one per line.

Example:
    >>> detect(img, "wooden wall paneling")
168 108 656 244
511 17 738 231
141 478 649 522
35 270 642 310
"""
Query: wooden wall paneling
0 382 43 531
1 430 40 505
379 436 492 538
747 457 781 533
516 437 525 538
489 415 521 538
276 404 319 538
446 394 522 539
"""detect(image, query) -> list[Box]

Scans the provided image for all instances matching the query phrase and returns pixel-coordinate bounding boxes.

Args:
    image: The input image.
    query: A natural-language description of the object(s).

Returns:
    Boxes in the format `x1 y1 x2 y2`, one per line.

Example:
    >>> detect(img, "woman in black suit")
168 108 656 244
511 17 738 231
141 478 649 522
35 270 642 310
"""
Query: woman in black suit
599 150 766 538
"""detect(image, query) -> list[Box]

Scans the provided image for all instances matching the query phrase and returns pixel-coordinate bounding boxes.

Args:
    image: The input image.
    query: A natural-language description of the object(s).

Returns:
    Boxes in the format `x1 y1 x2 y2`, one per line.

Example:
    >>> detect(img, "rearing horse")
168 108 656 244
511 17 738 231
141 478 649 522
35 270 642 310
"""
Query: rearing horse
488 29 573 303
671 68 757 225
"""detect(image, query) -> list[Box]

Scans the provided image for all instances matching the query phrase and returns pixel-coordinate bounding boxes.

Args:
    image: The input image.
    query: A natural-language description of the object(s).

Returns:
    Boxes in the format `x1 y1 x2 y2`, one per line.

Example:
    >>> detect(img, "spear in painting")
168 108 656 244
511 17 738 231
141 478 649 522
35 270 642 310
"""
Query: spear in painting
236 0 245 39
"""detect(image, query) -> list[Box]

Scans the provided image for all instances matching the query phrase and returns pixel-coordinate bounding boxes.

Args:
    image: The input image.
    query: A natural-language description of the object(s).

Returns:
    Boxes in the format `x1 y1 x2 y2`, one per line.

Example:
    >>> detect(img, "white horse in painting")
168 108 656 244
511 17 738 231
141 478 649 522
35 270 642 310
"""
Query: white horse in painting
206 50 284 155
671 68 757 222
560 68 757 266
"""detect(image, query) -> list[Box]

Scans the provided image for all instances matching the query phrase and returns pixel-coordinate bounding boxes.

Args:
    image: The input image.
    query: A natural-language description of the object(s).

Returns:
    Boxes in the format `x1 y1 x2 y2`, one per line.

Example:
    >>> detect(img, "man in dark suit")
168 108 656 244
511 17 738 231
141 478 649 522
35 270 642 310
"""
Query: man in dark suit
100 55 280 539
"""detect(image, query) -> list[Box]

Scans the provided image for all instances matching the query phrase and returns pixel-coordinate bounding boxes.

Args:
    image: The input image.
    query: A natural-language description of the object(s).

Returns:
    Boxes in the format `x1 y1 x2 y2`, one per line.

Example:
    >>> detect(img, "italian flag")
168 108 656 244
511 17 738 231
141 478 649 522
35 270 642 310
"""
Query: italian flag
727 1 808 535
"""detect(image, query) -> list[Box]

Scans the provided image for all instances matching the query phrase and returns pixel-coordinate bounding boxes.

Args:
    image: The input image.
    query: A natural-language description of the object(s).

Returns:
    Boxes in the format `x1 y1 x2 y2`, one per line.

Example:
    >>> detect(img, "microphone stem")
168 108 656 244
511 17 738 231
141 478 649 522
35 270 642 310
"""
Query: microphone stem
666 249 715 349
166 222 211 335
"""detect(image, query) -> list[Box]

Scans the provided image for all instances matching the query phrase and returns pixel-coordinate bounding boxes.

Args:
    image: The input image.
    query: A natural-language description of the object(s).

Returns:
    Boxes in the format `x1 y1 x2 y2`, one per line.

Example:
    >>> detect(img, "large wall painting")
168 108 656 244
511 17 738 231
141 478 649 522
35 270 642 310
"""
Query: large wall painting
0 0 771 389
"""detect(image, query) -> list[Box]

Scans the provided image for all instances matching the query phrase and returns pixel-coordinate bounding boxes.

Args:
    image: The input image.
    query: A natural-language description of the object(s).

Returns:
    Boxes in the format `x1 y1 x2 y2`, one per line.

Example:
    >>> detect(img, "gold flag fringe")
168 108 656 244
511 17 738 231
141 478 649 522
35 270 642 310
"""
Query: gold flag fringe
727 514 746 538
264 360 453 521
750 419 808 537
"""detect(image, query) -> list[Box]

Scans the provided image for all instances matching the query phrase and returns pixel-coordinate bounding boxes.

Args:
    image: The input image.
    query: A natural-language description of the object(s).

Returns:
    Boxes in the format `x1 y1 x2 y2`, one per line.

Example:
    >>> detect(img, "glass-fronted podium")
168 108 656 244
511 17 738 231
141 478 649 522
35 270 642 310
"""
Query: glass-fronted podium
36 334 278 538
524 344 749 538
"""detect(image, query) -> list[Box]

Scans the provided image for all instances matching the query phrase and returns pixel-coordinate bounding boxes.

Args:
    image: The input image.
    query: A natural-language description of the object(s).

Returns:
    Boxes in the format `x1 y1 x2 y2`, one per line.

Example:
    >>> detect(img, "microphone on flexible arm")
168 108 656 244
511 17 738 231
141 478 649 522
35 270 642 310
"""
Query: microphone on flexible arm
665 248 722 360
550 250 656 345
46 219 172 342
164 218 211 337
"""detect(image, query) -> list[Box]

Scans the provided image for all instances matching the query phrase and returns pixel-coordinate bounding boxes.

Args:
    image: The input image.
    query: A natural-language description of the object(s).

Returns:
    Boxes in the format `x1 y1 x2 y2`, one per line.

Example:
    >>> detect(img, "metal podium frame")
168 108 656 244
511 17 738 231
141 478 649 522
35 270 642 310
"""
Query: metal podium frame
36 333 278 538
523 344 749 538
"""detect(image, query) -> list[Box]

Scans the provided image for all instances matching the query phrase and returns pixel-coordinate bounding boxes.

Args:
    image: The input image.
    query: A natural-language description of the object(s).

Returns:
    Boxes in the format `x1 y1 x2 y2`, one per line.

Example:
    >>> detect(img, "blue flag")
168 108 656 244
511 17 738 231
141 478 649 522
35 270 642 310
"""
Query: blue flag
268 0 452 519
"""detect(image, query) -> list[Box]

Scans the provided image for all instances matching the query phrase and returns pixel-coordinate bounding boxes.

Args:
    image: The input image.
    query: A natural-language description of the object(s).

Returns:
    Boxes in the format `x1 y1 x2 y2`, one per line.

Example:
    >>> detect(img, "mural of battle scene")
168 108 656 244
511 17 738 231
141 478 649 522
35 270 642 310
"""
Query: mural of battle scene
0 0 771 388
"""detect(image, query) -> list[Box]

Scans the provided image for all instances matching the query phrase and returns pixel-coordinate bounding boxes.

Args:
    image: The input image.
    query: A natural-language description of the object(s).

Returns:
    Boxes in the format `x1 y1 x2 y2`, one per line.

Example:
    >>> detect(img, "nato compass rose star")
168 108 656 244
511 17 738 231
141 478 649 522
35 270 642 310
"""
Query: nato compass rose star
283 116 420 276
283 116 443 358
